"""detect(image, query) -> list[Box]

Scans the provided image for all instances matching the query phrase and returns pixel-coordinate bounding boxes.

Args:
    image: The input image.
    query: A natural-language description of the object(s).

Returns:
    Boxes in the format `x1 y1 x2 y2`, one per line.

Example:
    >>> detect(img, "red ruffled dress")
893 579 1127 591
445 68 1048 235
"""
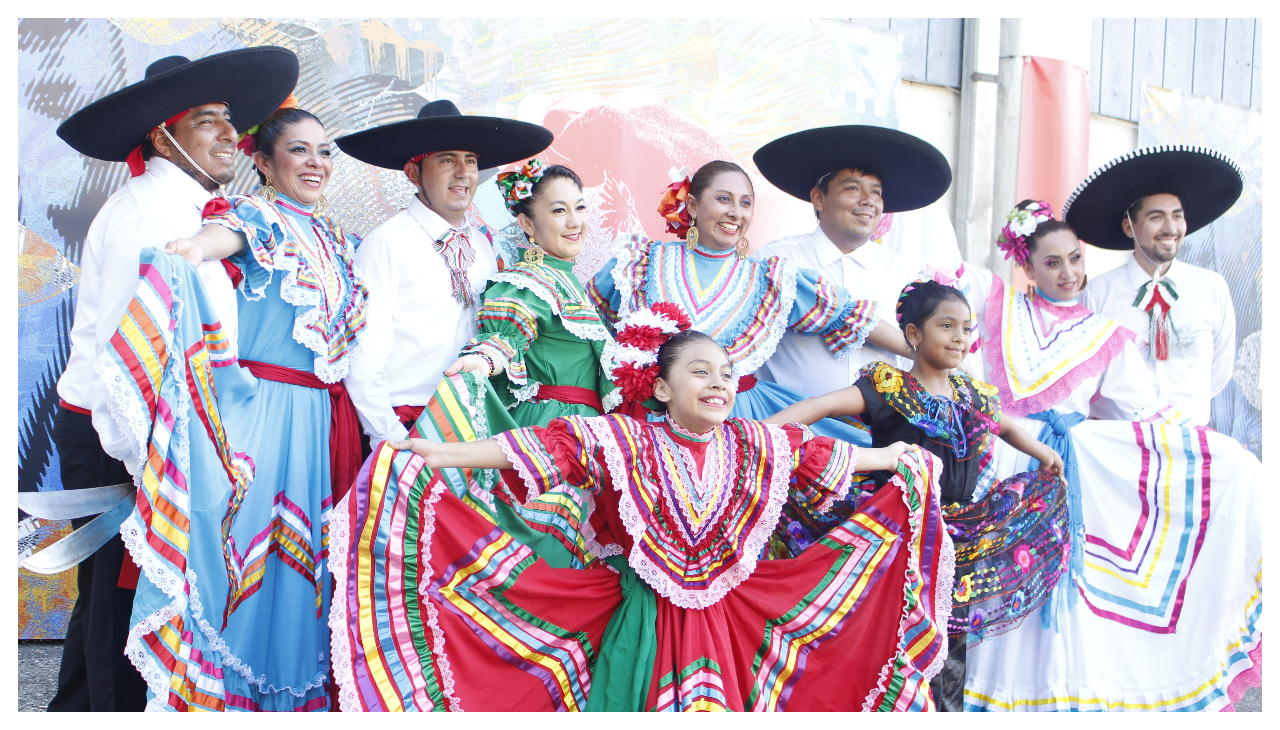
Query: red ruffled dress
330 411 953 712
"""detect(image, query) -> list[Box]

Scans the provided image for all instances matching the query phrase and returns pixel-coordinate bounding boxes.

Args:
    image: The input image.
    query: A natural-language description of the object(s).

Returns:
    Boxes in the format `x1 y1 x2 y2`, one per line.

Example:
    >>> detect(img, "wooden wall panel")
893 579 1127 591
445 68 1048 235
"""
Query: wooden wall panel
925 18 964 88
1222 18 1255 106
1191 18 1226 99
1100 18 1136 119
1131 19 1167 119
890 17 930 82
1163 18 1197 95
1091 18 1105 113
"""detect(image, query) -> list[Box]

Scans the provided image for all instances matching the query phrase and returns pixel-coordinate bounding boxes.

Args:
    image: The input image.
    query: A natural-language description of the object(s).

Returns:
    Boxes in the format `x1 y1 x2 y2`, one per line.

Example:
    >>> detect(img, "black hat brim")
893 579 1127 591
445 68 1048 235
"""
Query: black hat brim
752 125 952 213
334 117 553 170
1062 146 1244 250
56 46 300 162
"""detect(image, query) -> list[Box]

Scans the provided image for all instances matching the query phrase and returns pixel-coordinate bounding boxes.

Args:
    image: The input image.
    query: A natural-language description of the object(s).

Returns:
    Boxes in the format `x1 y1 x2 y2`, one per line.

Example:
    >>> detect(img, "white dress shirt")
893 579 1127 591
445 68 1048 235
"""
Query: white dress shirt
57 156 239 475
754 226 917 396
1081 256 1236 426
345 196 498 442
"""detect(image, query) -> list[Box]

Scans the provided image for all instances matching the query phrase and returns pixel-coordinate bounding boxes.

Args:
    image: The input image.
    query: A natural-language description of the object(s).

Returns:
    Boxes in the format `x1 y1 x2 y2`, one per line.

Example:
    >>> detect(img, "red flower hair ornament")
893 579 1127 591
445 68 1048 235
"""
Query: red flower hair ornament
605 302 693 404
658 175 693 239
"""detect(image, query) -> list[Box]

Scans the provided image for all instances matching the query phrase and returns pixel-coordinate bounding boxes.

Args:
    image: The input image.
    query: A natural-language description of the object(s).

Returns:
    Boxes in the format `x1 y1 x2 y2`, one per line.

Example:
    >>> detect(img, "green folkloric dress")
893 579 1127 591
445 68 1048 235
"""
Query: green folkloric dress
461 255 621 428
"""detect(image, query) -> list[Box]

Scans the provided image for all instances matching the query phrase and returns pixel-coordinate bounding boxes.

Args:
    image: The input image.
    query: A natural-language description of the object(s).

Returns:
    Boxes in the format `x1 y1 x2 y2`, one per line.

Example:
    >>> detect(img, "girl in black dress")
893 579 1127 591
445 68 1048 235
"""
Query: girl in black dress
767 278 1070 712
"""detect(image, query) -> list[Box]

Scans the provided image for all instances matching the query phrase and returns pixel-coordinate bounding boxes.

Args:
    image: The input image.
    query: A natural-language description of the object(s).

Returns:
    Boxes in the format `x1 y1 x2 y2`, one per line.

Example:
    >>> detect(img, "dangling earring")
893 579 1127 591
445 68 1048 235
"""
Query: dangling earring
1080 273 1089 291
686 218 699 251
257 175 278 204
1026 284 1036 301
735 237 750 260
523 234 545 265
312 193 328 218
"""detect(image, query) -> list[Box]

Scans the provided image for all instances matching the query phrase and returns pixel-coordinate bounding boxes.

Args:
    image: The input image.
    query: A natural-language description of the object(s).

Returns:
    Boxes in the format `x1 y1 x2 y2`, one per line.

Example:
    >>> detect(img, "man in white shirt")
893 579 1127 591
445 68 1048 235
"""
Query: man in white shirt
336 101 552 443
1067 146 1245 427
45 48 299 712
752 125 954 397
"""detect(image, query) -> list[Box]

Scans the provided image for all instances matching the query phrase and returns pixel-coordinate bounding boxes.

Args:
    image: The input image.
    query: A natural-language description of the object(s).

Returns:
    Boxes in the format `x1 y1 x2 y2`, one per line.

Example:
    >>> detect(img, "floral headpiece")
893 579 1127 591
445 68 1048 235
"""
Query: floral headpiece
495 159 548 215
996 200 1055 266
658 175 692 239
896 264 969 323
236 92 301 157
606 302 693 404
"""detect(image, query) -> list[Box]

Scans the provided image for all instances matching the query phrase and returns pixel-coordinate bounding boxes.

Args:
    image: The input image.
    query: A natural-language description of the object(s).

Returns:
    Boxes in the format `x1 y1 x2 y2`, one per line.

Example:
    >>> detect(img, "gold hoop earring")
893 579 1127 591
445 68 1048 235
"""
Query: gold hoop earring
735 237 750 260
257 175 278 204
312 193 328 217
686 220 699 251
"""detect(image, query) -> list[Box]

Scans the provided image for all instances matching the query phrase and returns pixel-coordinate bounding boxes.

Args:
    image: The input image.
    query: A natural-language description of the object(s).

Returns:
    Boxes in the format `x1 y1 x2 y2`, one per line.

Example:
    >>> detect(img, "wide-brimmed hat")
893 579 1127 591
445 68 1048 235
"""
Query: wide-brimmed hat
1062 145 1244 250
57 47 299 162
334 100 553 170
752 125 952 212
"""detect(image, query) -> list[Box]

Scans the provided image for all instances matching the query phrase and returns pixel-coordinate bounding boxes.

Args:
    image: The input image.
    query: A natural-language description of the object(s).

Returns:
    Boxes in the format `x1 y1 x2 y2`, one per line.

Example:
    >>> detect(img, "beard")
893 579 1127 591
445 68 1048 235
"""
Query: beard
1137 237 1180 265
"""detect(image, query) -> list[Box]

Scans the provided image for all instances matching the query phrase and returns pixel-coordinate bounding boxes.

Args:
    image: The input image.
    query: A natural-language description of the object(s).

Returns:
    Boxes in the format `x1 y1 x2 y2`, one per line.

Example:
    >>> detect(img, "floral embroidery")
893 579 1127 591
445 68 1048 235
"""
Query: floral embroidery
954 573 973 602
1013 543 1032 573
873 363 904 394
857 362 1001 460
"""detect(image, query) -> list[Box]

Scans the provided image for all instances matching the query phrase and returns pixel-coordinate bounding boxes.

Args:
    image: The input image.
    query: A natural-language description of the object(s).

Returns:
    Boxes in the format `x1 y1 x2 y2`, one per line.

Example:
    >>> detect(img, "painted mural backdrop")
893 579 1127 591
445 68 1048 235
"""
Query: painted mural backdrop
17 18 903 637
1138 85 1263 458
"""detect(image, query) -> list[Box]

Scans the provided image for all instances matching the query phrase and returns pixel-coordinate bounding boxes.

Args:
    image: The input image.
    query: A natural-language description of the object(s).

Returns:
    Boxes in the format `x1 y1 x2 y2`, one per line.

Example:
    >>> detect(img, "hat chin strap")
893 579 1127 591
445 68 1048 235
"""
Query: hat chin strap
156 123 225 196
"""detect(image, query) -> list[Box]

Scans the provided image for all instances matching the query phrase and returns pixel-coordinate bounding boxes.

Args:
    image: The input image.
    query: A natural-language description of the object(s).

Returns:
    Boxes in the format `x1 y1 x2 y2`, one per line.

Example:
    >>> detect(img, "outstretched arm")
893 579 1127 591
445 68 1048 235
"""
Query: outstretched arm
165 223 248 265
997 417 1067 486
765 385 868 426
387 437 514 471
866 319 914 360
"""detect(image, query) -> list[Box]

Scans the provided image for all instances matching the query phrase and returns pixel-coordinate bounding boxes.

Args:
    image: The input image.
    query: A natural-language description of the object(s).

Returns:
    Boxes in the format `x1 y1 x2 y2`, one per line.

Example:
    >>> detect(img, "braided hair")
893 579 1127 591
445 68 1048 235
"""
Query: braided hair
896 280 971 349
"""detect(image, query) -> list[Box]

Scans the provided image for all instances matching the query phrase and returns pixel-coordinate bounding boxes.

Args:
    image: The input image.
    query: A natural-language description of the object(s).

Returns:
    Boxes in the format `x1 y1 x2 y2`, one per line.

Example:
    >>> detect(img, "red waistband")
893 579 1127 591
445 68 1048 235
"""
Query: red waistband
532 385 604 414
59 399 92 415
737 374 758 393
240 359 361 503
395 405 426 427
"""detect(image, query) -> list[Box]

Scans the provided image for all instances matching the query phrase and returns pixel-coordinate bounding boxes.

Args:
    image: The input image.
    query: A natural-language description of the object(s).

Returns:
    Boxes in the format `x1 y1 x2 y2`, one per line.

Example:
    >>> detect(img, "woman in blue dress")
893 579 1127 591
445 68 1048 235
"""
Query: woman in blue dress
588 160 912 444
106 106 368 711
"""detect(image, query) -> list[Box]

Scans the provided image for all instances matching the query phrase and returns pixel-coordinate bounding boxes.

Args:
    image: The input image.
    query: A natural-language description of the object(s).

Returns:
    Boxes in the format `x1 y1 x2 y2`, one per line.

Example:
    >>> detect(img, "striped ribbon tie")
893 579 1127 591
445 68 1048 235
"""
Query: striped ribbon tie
434 226 476 307
1134 277 1180 361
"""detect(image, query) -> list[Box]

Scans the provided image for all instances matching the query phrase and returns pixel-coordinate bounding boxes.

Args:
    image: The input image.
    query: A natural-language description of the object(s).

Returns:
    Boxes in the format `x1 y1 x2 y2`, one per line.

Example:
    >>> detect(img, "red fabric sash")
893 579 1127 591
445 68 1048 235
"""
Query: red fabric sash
394 405 426 427
531 385 604 414
737 374 758 393
240 360 361 504
59 399 92 415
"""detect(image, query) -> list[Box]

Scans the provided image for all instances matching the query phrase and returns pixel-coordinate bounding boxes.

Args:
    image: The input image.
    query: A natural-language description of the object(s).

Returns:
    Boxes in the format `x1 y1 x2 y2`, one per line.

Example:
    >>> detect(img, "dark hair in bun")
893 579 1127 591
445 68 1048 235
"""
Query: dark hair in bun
651 330 730 413
895 280 971 347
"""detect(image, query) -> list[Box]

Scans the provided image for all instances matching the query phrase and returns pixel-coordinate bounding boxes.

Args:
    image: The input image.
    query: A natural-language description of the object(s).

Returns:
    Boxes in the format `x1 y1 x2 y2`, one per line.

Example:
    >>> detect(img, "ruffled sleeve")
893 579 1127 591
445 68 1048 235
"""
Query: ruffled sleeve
588 234 654 328
783 423 864 514
783 262 880 359
204 194 289 301
496 415 610 501
460 280 547 389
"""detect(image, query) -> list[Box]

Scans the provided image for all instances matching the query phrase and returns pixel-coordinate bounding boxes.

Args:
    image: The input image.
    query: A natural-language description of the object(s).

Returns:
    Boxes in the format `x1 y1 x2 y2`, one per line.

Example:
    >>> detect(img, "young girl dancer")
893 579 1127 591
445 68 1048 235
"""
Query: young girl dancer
766 277 1071 711
327 304 954 711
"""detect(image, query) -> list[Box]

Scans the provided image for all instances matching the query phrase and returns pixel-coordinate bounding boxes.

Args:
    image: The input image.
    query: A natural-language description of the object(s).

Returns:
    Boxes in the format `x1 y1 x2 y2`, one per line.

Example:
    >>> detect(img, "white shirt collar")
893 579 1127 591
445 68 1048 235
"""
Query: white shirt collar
146 156 214 211
407 195 471 241
809 225 881 270
1124 251 1181 289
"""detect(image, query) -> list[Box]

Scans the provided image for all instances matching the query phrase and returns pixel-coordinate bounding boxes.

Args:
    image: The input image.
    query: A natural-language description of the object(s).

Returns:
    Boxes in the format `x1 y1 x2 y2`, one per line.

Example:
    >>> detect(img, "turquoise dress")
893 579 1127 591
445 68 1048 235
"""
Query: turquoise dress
589 236 878 444
117 191 368 711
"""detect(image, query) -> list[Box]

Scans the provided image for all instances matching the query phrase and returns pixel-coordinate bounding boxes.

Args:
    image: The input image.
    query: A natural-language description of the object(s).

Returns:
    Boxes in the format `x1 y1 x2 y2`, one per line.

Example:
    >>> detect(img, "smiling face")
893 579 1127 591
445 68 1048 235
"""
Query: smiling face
811 169 884 250
1022 228 1086 301
151 102 237 190
517 176 587 260
905 298 972 371
1122 193 1186 270
652 340 736 434
406 150 479 227
685 171 754 251
254 118 333 206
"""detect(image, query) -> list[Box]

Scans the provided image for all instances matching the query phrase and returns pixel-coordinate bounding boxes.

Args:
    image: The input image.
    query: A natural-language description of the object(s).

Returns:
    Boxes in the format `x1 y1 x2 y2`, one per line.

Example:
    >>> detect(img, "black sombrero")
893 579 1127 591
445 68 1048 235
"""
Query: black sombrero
334 100 553 170
57 46 300 162
752 125 952 212
1062 145 1244 250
